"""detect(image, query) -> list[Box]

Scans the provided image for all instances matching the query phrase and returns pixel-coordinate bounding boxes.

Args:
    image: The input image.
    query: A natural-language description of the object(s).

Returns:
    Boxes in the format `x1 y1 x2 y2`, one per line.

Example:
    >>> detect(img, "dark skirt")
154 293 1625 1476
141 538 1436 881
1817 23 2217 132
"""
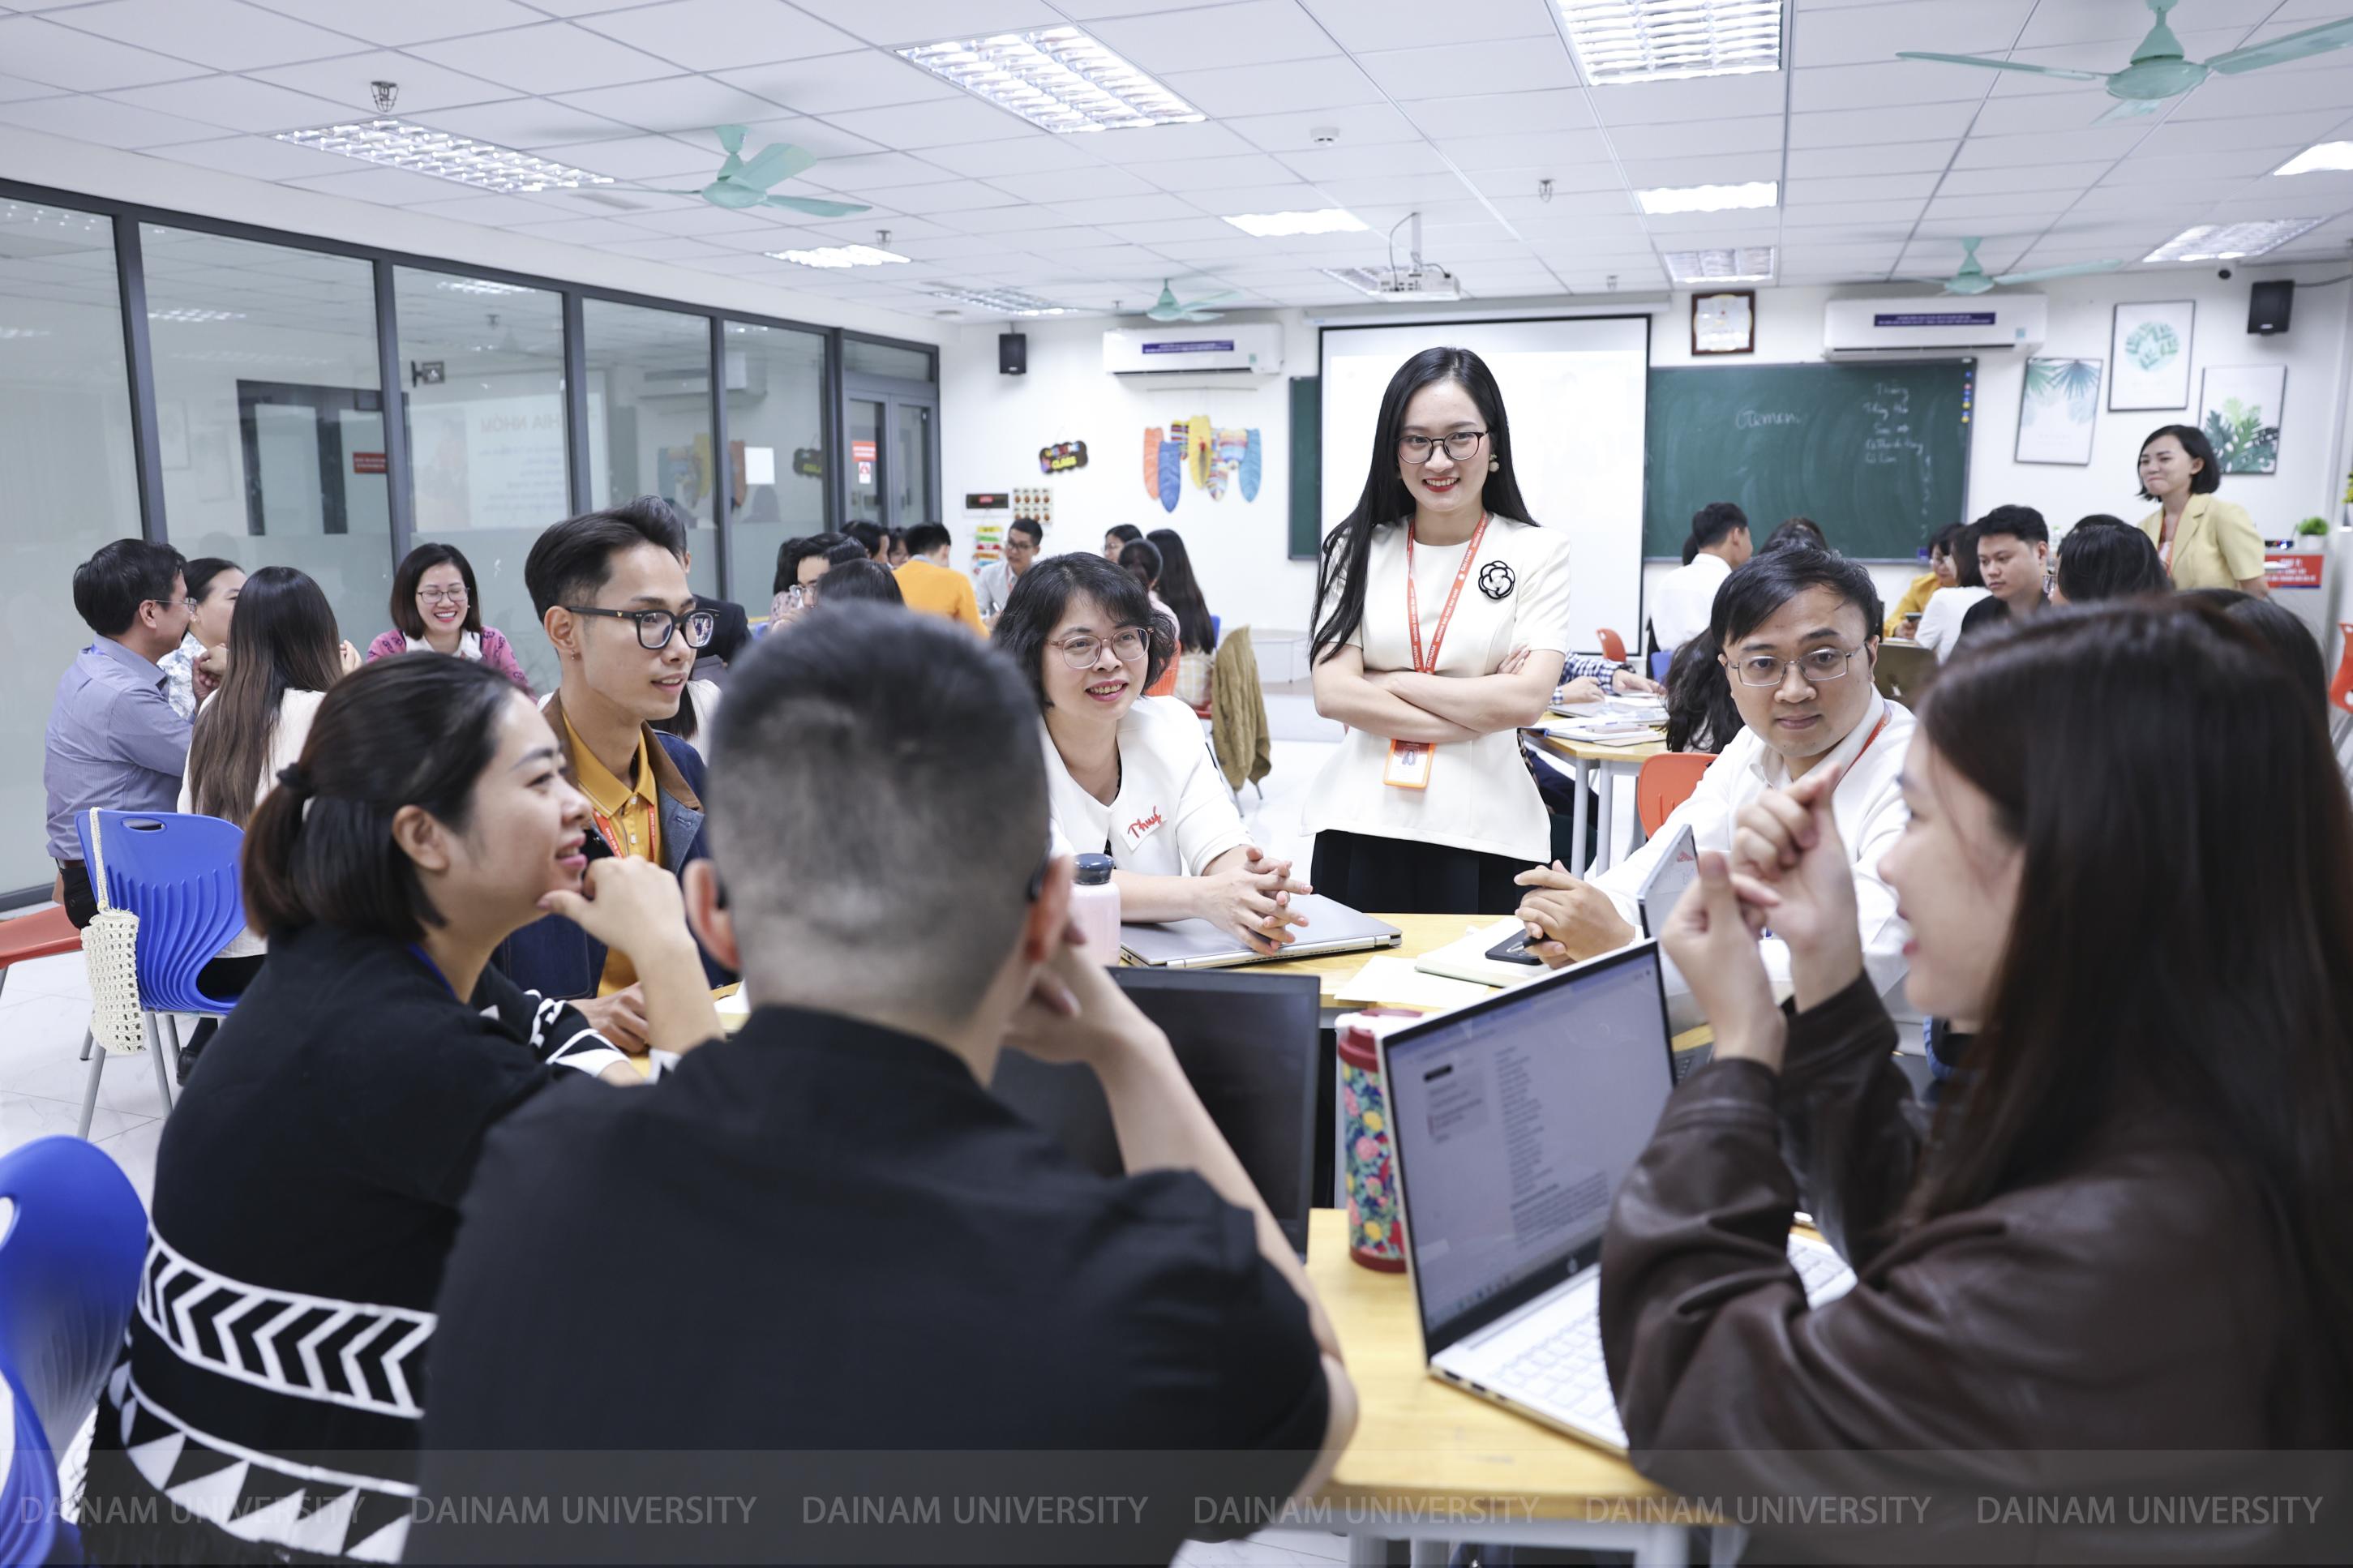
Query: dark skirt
1310 829 1531 916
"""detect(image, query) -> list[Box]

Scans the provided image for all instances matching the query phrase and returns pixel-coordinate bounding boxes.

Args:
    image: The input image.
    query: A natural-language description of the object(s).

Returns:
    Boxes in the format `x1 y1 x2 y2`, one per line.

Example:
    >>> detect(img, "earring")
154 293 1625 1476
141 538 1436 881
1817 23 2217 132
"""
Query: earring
1489 459 1500 473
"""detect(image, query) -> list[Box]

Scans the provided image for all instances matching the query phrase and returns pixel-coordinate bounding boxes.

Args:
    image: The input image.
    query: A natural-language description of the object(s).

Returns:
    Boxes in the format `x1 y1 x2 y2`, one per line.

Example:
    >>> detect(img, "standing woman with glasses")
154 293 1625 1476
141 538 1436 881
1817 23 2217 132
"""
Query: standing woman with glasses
1305 346 1573 913
494 502 732 1051
994 554 1312 955
370 542 535 692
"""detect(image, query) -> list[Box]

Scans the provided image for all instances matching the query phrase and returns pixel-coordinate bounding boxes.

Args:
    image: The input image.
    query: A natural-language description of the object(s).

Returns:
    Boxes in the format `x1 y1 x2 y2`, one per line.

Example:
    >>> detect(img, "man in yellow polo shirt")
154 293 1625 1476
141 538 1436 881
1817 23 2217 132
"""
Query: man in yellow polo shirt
894 521 985 634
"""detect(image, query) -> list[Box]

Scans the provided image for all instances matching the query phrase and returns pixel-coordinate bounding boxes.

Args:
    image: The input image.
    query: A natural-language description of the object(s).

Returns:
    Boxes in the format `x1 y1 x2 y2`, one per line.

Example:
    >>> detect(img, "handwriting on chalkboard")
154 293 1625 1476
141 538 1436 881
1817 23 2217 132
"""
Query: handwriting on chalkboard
1860 383 1926 470
1736 409 1802 430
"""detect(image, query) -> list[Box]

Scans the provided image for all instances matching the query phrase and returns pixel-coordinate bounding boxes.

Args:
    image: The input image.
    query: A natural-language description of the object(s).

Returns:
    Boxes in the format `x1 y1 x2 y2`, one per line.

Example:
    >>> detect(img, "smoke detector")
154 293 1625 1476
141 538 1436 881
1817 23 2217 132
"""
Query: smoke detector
1309 125 1340 145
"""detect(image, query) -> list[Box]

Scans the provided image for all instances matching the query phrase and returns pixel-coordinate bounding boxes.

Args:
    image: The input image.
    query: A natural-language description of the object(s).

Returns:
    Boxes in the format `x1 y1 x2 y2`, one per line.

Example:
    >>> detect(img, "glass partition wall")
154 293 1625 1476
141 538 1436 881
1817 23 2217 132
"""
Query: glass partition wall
0 176 936 903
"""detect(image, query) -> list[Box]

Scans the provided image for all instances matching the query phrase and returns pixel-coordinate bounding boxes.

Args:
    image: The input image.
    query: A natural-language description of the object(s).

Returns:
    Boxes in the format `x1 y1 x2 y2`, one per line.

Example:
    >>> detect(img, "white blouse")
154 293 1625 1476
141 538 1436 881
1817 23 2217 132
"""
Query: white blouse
1043 695 1251 877
1916 586 1991 663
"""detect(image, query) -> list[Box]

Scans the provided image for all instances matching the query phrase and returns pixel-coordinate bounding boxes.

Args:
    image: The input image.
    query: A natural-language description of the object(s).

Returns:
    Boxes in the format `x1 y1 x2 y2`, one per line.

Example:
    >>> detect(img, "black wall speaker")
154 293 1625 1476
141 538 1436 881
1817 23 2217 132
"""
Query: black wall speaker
2249 279 2295 336
998 332 1027 374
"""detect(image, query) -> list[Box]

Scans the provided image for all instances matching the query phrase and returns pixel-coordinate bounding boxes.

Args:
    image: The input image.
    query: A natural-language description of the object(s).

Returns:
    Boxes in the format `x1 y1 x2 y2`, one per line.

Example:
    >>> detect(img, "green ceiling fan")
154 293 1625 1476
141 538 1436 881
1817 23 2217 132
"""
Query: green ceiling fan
1144 280 1237 323
636 125 871 217
1902 238 2123 296
1898 0 2353 122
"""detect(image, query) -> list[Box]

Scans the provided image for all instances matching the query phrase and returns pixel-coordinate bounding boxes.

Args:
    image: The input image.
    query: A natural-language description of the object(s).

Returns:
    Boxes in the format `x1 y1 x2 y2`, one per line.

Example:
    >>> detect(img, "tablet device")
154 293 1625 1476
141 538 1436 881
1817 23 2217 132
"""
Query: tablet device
1636 823 1699 938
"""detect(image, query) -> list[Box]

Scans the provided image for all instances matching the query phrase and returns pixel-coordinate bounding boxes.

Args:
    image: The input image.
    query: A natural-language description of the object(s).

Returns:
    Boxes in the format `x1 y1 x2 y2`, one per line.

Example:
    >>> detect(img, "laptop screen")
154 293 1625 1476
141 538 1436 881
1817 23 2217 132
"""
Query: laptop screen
1636 823 1699 938
1382 944 1673 1351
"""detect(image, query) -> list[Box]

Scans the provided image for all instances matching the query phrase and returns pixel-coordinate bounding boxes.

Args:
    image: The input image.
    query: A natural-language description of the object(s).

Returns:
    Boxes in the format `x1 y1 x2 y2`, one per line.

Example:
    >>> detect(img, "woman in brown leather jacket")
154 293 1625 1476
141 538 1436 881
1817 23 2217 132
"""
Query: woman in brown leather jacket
1604 601 2353 1563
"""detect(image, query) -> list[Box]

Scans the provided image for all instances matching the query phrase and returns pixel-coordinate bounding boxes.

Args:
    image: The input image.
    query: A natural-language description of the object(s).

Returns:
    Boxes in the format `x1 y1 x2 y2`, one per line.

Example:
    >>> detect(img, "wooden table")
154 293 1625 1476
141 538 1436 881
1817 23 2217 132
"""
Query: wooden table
1527 730 1666 875
1245 914 1481 1013
1303 1207 1703 1566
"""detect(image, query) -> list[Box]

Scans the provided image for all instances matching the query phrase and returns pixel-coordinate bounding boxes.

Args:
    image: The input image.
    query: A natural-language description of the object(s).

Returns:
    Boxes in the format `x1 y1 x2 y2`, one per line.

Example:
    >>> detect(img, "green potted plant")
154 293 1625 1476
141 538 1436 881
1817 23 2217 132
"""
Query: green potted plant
2297 516 2329 553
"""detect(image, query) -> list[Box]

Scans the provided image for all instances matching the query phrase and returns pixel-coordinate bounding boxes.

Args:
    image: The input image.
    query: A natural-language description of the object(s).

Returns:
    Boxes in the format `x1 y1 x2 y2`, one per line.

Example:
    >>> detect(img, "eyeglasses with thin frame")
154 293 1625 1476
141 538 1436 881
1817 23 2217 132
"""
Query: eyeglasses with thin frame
1729 646 1865 688
1399 431 1488 465
564 605 717 651
417 585 469 606
1053 628 1148 669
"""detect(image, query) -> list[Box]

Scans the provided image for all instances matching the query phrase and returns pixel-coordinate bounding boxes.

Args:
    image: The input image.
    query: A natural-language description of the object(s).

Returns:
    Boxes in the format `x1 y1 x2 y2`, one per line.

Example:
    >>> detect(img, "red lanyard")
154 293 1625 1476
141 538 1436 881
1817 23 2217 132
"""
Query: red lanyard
1404 512 1490 675
1853 710 1892 764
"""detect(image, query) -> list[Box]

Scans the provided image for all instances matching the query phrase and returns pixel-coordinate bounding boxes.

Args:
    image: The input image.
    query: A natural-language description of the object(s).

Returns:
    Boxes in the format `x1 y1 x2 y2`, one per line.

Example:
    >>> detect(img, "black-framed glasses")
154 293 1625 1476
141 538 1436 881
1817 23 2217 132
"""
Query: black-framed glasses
418 585 469 606
1399 431 1487 465
565 605 716 651
1053 628 1147 668
1731 646 1863 688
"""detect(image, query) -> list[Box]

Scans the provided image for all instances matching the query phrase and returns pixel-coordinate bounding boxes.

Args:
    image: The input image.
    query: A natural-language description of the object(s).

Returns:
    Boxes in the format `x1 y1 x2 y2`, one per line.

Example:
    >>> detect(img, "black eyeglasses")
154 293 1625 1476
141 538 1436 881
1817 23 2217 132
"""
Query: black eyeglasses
1399 431 1487 465
565 605 716 651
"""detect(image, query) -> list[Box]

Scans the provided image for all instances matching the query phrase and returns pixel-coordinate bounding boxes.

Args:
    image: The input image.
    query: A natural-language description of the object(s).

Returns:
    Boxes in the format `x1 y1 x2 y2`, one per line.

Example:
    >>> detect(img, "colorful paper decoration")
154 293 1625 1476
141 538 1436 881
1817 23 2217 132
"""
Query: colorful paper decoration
1039 439 1088 475
1142 427 1163 502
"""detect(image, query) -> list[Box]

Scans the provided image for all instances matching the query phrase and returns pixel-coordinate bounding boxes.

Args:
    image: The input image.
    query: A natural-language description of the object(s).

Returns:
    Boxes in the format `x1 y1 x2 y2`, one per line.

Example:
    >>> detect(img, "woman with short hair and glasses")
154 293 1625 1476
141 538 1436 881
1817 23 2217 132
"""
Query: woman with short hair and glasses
370 542 534 692
993 553 1311 956
1305 345 1575 913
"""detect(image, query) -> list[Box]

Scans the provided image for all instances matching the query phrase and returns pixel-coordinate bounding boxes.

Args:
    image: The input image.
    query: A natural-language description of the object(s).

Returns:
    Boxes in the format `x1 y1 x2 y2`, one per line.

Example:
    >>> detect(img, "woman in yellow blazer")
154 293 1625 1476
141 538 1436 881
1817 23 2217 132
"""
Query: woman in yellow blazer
2135 423 2269 596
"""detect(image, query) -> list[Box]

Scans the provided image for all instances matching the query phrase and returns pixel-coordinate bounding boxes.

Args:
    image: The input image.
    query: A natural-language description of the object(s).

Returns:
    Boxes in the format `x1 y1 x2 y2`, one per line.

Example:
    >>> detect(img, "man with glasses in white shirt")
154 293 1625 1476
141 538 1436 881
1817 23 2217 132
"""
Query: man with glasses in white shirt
1515 547 1915 1025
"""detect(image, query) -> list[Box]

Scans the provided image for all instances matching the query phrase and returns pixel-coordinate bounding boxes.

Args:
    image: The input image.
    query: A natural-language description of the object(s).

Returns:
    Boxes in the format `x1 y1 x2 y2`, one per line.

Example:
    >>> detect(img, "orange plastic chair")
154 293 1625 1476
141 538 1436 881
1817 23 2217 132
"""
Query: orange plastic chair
1637 752 1715 837
1596 628 1627 665
0 906 80 1005
2332 623 2353 715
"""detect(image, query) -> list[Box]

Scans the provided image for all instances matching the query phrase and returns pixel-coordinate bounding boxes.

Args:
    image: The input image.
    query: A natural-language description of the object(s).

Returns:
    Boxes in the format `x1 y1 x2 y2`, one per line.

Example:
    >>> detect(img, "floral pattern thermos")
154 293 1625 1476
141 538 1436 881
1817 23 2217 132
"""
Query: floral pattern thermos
1335 1010 1420 1272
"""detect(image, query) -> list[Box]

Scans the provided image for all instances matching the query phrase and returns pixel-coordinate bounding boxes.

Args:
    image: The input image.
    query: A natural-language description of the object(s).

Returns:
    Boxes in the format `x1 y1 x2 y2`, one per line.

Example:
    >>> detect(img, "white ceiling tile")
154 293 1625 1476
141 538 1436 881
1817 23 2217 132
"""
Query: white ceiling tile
0 15 199 91
597 233 739 259
1295 172 1468 206
1097 215 1245 242
1433 129 1614 173
1076 118 1256 162
282 165 499 204
504 213 669 242
2136 109 2347 158
148 132 359 179
2098 150 2291 185
1477 186 1637 218
401 192 584 225
1936 164 2098 195
1087 1 1339 75
2070 178 2245 209
1964 91 2132 138
1778 198 1927 229
0 92 221 147
1793 0 2036 70
238 0 544 43
918 135 1098 177
1226 100 1422 152
1789 101 1979 149
1406 88 1596 139
1458 161 1620 200
946 207 1091 236
881 180 1025 213
779 0 1063 46
54 0 357 70
1158 56 1380 118
531 135 714 181
2171 66 2353 122
1640 210 1778 238
1785 173 1939 206
576 0 863 71
807 212 953 240
1356 35 1576 101
0 74 70 103
1277 140 1454 182
1617 152 1779 187
1584 71 1786 125
821 96 1035 149
1146 236 1271 259
1950 128 2141 170
1786 140 1958 178
1043 192 1205 224
1604 114 1782 161
551 75 795 135
987 165 1155 201
1123 152 1295 191
407 23 684 95
672 116 884 162
1922 191 2079 221
100 75 354 133
1789 61 1985 114
1297 0 1554 52
791 148 954 189
2014 0 2274 49
250 51 514 115
709 51 956 116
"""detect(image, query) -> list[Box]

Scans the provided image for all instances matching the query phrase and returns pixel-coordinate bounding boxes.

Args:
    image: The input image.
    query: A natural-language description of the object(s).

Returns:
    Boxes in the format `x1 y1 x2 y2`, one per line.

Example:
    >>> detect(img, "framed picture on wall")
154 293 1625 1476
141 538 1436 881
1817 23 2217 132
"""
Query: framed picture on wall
2108 300 2194 410
2197 364 2287 475
2014 357 2102 465
1691 290 1755 355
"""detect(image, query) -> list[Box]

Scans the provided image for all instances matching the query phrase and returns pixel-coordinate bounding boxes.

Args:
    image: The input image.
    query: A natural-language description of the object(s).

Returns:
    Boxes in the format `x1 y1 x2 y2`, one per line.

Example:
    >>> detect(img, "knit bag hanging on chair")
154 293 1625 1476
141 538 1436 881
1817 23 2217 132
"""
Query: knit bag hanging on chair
80 808 146 1056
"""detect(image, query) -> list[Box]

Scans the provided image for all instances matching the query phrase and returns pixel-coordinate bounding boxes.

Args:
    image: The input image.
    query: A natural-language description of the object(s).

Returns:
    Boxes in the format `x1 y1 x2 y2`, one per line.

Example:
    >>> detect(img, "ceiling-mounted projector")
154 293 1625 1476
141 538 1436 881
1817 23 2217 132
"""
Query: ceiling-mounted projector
1325 212 1465 302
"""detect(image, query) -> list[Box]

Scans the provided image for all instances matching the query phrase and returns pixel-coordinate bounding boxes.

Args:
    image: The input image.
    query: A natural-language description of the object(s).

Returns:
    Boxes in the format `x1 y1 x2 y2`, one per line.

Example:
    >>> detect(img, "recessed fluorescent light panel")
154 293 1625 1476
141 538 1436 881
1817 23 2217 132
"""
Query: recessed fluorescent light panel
2144 219 2322 263
2274 141 2353 177
1664 246 1775 284
276 119 615 194
766 244 911 269
1637 180 1777 215
436 278 537 296
932 286 1068 315
1558 0 1783 84
149 308 246 323
1223 208 1366 238
897 27 1203 134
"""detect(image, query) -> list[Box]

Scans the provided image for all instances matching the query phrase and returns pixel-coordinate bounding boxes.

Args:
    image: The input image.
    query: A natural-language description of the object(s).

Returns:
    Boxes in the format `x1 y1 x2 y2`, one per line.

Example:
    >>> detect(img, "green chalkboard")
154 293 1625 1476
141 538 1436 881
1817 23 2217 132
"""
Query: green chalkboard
1644 360 1976 561
1288 375 1321 560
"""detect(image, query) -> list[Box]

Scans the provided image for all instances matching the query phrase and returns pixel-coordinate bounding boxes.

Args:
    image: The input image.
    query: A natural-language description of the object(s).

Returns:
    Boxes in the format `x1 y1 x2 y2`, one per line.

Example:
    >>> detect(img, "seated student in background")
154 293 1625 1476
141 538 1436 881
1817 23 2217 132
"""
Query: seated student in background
769 529 847 625
809 556 903 606
1147 526 1221 705
1518 548 1912 1023
894 521 985 632
159 555 242 719
367 542 534 690
1104 521 1143 561
174 566 358 1080
414 607 1353 1568
1763 515 1828 553
1882 523 1959 637
1914 523 1990 663
844 520 887 562
1957 505 2051 646
997 554 1309 954
1606 602 2353 1562
1119 537 1183 696
77 655 716 1568
2050 514 2168 606
974 516 1041 622
45 540 192 928
2138 422 2267 595
885 526 909 568
499 500 730 1050
1652 500 1751 653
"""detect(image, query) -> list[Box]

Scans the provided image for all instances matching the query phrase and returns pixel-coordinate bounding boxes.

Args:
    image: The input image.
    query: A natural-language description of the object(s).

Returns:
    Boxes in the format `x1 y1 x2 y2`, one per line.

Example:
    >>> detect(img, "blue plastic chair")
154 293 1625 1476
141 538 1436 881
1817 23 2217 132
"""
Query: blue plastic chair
0 1137 146 1568
1650 650 1672 683
71 811 246 1136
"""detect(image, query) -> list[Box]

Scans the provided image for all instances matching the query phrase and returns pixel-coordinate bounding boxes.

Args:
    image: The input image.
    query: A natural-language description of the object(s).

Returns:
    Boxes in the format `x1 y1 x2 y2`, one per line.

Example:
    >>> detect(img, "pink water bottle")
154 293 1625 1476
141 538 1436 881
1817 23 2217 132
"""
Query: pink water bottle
1069 853 1122 966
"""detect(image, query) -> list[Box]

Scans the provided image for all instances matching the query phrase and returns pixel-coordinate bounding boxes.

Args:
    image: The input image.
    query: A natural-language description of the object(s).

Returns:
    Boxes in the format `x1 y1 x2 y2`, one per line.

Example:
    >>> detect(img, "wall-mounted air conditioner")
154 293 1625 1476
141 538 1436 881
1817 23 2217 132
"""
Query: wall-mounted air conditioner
1823 295 2046 359
1103 323 1284 377
638 350 766 398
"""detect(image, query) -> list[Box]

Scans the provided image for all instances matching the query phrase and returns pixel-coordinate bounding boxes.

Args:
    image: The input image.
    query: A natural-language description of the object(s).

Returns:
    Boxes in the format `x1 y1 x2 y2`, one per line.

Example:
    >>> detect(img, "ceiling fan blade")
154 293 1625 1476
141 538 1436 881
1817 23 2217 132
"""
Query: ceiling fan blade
2206 16 2353 74
1180 311 1226 321
1895 49 2107 81
1992 259 2124 285
1895 276 1960 290
761 195 872 217
735 140 817 191
2097 96 2168 122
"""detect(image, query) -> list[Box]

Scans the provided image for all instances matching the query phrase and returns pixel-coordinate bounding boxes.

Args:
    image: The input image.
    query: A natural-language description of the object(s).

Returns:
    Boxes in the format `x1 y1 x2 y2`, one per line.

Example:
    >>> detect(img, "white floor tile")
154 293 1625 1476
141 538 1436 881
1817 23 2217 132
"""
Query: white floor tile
0 948 91 1003
0 1090 142 1150
94 1116 161 1210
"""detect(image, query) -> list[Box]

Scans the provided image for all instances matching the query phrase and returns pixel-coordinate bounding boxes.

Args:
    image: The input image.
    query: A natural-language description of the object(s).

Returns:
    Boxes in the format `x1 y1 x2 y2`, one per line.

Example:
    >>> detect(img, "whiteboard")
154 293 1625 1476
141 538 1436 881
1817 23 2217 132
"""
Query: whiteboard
1319 317 1650 656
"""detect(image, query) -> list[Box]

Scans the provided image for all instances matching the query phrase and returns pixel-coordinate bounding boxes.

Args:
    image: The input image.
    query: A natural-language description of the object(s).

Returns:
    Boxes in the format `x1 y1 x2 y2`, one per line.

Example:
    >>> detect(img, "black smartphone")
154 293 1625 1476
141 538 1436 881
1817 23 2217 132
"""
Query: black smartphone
1482 929 1547 966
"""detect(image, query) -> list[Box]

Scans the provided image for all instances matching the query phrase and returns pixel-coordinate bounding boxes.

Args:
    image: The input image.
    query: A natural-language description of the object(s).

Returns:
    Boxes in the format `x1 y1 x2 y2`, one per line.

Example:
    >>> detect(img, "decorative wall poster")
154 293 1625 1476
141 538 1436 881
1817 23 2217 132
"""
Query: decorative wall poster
971 523 1003 568
1155 426 1183 513
1143 420 1263 508
2015 357 2102 466
2197 364 2286 476
1242 429 1262 501
1012 486 1052 527
2108 300 2194 411
1187 414 1213 491
1142 427 1163 501
1039 439 1087 474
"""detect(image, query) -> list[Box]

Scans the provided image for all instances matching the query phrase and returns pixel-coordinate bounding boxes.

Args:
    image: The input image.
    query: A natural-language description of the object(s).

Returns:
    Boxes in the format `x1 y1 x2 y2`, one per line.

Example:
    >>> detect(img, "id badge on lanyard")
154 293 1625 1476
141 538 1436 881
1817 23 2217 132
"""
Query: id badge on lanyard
1387 512 1491 790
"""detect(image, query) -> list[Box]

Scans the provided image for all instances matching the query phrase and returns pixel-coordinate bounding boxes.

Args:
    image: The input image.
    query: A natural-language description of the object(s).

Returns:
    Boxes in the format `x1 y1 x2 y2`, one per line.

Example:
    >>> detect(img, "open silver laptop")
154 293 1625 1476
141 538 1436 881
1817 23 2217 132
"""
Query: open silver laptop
1118 894 1400 970
1636 822 1699 939
1378 941 1856 1454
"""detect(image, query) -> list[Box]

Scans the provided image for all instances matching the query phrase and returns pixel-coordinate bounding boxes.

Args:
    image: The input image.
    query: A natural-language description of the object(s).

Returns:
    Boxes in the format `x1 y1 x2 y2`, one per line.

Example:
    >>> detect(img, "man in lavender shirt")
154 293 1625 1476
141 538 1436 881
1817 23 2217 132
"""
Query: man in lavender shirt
45 539 193 927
